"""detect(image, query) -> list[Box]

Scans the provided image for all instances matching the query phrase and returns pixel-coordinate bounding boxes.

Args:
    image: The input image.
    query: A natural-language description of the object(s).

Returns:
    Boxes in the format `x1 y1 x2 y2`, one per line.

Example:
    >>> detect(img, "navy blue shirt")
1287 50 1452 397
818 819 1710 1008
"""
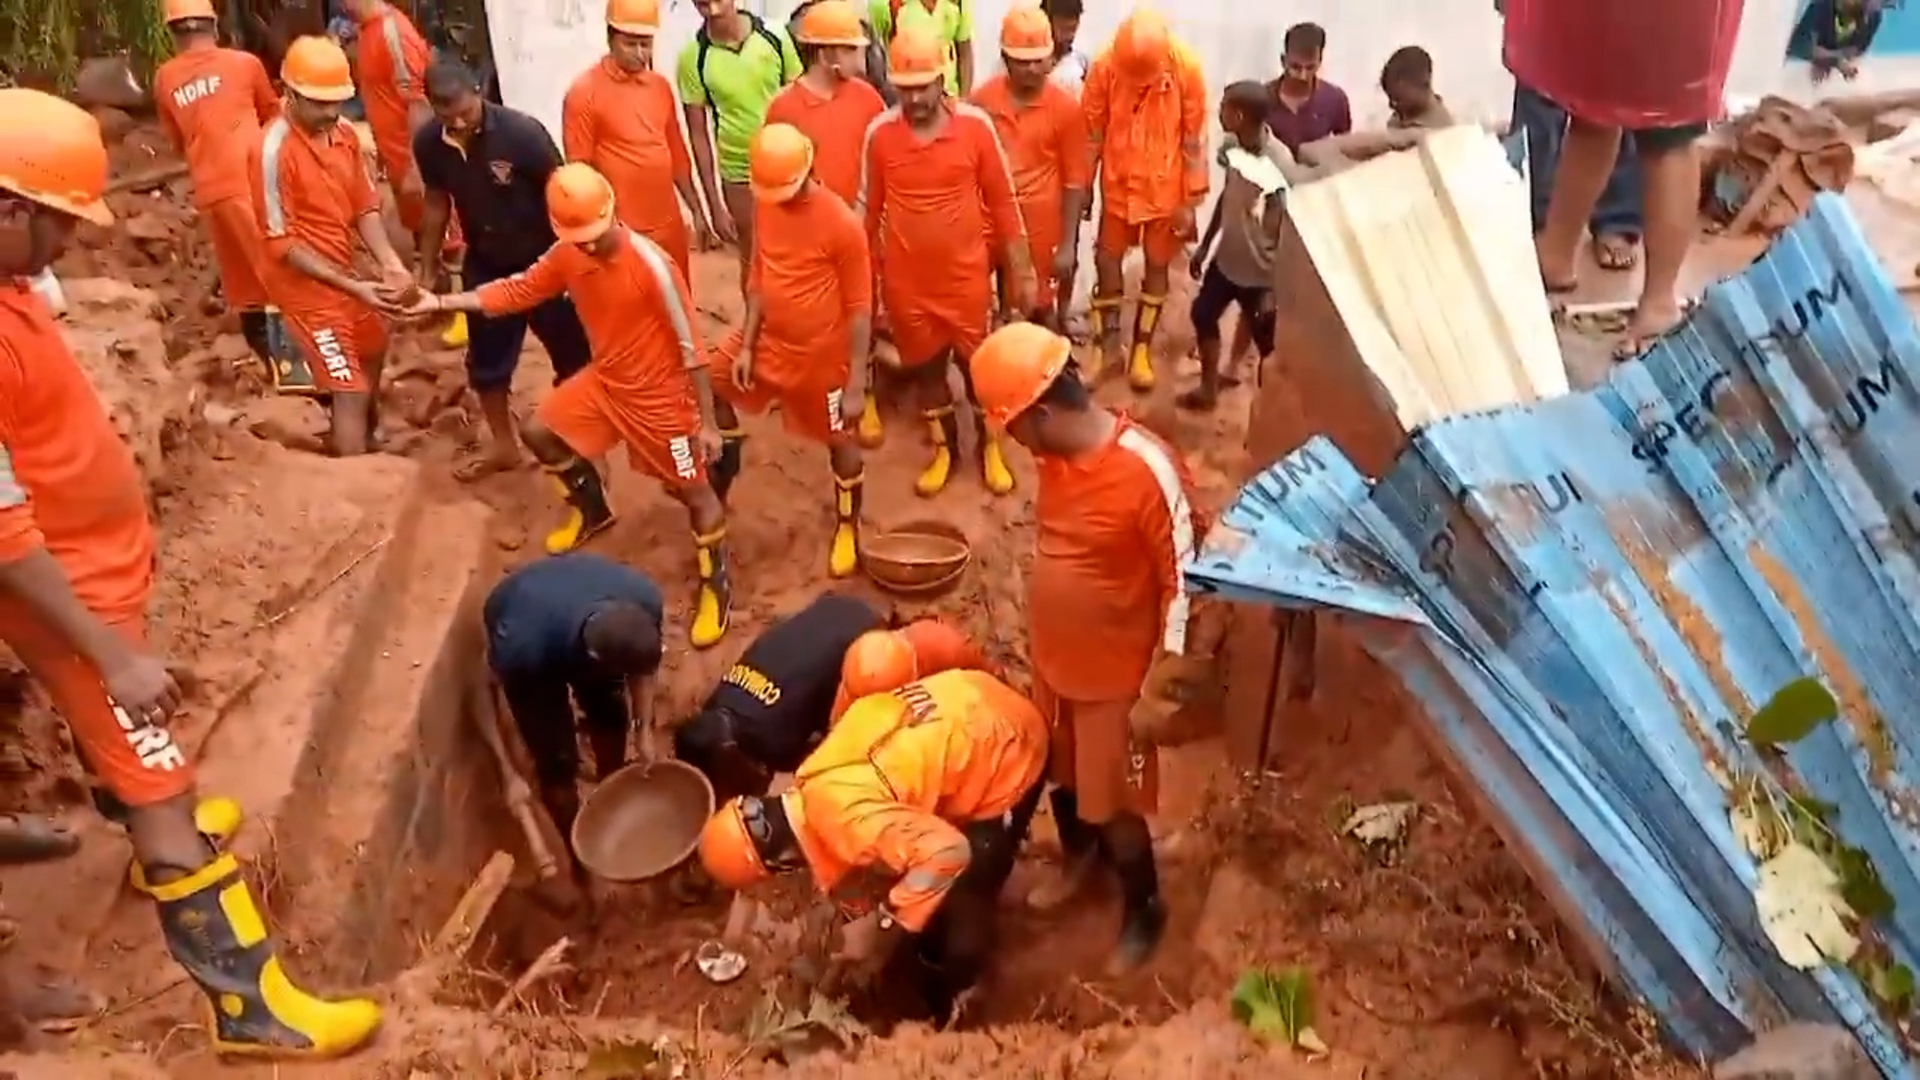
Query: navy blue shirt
414 102 564 273
483 555 664 678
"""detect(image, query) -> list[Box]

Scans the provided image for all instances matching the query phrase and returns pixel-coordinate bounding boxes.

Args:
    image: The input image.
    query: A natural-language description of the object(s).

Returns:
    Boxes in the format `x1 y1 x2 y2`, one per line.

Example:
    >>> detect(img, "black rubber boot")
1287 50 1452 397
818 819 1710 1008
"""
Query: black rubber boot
1102 813 1167 975
710 429 745 504
1028 788 1100 912
543 457 615 555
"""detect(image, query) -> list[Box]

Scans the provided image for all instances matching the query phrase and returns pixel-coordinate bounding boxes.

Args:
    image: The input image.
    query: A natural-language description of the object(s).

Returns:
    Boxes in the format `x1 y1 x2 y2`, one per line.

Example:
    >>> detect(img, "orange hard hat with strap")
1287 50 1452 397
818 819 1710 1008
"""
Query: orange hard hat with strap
887 25 945 88
163 0 218 23
281 35 356 103
967 322 1072 430
0 89 112 227
698 795 794 889
796 0 869 47
749 123 815 204
547 162 618 243
606 0 661 36
999 6 1054 62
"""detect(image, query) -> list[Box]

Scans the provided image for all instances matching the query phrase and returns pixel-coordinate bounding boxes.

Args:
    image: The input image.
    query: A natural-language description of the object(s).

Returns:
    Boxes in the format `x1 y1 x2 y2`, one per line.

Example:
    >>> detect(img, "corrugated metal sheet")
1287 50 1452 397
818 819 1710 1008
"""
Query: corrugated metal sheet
1189 193 1920 1075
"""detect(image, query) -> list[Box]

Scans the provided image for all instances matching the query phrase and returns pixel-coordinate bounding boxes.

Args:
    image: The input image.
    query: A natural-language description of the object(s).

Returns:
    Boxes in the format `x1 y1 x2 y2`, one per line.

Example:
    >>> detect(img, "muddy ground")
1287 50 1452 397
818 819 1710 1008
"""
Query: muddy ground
0 119 1707 1078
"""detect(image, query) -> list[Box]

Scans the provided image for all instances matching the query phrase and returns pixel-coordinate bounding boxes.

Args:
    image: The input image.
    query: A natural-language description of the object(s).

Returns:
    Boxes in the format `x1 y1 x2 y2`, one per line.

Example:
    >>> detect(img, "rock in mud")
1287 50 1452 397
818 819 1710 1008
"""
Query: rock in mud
57 278 190 496
1714 1024 1875 1080
74 57 148 111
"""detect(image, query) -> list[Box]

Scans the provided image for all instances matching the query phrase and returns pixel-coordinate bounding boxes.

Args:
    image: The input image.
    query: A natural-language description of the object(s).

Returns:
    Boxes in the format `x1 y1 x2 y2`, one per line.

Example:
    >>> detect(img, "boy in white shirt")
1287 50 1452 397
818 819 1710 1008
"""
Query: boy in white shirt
1043 0 1088 95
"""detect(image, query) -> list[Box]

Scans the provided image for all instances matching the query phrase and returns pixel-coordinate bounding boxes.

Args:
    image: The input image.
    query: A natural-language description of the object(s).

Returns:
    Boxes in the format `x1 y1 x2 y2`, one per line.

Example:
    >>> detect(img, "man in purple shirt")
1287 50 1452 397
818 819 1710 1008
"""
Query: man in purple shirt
1266 23 1352 156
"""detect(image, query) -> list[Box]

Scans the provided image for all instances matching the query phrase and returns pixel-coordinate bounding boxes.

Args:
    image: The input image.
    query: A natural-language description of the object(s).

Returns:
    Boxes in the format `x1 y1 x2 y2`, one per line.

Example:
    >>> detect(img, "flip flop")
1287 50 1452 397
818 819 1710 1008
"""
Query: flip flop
1612 300 1700 360
0 814 78 867
1593 233 1642 272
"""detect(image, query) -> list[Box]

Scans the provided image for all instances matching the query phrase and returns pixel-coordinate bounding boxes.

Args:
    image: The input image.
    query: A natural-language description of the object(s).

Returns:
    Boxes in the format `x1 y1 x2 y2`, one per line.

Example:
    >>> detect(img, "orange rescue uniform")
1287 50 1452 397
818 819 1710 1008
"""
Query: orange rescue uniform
858 102 1026 367
353 1 432 233
0 283 191 808
709 186 869 443
829 617 989 722
969 75 1088 311
1028 415 1205 823
1082 45 1208 266
563 58 697 281
764 78 887 208
478 229 709 487
154 46 281 312
251 117 391 394
786 669 1048 931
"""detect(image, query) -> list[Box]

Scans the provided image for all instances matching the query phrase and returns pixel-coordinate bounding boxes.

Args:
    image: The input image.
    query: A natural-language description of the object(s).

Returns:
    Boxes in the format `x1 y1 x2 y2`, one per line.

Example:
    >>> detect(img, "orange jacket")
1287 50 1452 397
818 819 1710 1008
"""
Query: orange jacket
477 229 704 412
748 185 870 387
785 669 1048 931
354 1 430 176
765 77 887 208
154 45 281 208
1082 42 1209 224
829 617 989 723
859 102 1026 306
562 59 694 251
968 75 1089 252
1028 415 1208 702
251 116 384 314
0 284 156 623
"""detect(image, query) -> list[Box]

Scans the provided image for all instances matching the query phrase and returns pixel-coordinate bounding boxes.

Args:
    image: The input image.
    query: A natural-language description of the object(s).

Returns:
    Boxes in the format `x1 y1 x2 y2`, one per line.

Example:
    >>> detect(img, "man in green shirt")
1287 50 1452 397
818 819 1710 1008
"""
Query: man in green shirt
870 0 972 95
679 0 802 290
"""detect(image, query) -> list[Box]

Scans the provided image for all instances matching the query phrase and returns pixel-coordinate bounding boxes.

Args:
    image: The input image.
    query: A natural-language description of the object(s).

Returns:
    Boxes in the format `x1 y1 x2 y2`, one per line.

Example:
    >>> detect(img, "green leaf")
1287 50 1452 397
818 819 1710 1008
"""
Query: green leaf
1859 959 1917 1009
1833 845 1897 920
1231 967 1315 1044
1745 678 1839 747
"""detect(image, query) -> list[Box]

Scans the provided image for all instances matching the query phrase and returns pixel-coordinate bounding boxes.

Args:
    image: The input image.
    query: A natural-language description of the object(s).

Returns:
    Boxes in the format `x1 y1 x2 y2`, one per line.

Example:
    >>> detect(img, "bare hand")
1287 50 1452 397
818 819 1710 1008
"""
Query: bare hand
1051 244 1077 283
694 220 721 252
1840 57 1860 80
835 911 883 963
710 204 739 245
1171 205 1197 242
732 343 755 390
839 384 867 427
106 653 183 726
400 293 443 320
399 169 426 204
699 425 724 463
503 773 534 810
350 280 406 315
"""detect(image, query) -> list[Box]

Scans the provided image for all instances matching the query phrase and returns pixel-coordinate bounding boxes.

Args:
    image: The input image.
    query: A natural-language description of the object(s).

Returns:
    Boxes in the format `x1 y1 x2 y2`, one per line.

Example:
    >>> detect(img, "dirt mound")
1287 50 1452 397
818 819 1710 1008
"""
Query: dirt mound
56 278 193 493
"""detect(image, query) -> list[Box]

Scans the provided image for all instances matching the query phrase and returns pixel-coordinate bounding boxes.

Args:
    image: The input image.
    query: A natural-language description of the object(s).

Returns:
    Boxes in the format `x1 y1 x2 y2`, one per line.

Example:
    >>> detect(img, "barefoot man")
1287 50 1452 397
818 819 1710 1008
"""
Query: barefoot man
699 669 1048 1026
563 0 717 282
861 26 1031 498
154 0 283 385
251 35 413 457
708 125 872 579
404 164 735 649
968 322 1206 972
1083 9 1207 391
0 88 382 1056
416 62 594 482
971 6 1088 331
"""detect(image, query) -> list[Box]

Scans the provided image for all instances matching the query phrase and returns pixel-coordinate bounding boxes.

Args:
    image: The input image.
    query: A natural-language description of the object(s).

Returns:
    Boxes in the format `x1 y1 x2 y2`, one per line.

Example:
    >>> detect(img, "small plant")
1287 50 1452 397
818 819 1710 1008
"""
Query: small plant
739 984 868 1064
1230 966 1329 1056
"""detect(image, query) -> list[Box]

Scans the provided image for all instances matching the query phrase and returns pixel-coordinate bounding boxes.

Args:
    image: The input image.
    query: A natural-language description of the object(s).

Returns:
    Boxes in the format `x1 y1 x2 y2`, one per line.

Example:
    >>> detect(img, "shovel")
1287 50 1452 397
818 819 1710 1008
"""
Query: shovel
471 675 564 881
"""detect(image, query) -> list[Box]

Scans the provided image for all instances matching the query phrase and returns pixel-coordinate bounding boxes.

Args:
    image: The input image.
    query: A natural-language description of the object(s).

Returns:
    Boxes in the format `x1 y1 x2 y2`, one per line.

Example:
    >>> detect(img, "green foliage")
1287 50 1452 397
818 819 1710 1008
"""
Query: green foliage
0 0 172 90
1230 967 1327 1053
1744 677 1839 747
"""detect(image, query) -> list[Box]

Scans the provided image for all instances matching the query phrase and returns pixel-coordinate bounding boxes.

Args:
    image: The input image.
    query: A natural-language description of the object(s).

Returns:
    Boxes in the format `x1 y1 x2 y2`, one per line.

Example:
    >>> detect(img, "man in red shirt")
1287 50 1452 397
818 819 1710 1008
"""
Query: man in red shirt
0 88 381 1057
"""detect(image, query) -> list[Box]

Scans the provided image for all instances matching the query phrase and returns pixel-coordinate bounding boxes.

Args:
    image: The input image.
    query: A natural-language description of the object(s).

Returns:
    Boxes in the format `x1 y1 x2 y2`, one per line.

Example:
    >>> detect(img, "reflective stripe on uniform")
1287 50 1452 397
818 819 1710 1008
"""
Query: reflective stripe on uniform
382 16 414 91
626 229 701 370
854 105 901 217
259 117 293 236
1116 426 1193 655
952 101 1027 241
0 445 25 509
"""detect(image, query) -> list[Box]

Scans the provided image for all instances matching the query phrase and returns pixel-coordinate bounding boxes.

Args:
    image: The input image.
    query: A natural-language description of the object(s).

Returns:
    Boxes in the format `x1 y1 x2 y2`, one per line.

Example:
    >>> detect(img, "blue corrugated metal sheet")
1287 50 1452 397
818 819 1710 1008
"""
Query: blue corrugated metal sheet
1189 193 1920 1075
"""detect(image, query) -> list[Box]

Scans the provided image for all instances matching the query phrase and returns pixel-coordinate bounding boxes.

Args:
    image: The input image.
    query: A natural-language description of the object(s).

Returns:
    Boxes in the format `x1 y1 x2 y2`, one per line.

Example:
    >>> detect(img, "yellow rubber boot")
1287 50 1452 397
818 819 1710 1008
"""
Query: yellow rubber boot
689 526 733 649
829 471 863 577
142 853 382 1059
439 312 469 348
1128 293 1165 392
980 429 1015 496
128 797 246 889
543 458 615 555
857 373 885 449
1089 295 1123 381
915 407 959 497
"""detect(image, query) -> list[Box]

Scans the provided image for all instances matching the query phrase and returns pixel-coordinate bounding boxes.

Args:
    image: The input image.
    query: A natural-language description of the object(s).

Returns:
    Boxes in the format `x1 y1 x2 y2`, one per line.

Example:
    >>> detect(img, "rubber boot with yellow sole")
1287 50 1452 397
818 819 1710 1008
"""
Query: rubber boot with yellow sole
857 375 885 449
1128 294 1165 392
915 406 960 497
142 853 382 1059
1088 295 1123 382
979 426 1015 496
543 457 615 555
439 312 470 348
690 527 733 649
829 470 863 578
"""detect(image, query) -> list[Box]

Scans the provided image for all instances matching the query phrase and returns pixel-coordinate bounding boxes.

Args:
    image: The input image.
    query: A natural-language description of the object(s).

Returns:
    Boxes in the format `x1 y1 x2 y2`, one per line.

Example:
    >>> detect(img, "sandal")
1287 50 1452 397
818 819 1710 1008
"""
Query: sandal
0 814 78 867
1594 233 1641 272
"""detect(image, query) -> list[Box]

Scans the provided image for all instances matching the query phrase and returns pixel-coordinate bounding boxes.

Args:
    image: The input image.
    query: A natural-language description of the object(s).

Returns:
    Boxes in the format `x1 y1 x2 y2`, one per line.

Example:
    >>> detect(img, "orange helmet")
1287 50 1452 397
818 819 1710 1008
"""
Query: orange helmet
547 162 617 243
281 35 356 103
887 26 945 88
1113 9 1172 75
606 0 660 36
968 322 1072 429
841 630 919 699
0 90 112 227
796 0 869 47
698 797 774 890
999 6 1054 62
749 123 814 204
163 0 217 23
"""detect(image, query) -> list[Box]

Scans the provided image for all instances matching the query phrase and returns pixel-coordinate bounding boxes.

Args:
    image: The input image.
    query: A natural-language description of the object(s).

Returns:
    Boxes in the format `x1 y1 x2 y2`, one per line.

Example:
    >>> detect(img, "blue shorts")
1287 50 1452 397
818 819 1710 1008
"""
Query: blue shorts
466 256 593 393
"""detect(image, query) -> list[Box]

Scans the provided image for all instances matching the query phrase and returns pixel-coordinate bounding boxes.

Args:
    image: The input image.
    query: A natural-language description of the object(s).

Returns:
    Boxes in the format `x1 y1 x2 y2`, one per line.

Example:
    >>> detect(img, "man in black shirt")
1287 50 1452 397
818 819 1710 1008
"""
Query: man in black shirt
414 62 594 483
672 592 884 800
